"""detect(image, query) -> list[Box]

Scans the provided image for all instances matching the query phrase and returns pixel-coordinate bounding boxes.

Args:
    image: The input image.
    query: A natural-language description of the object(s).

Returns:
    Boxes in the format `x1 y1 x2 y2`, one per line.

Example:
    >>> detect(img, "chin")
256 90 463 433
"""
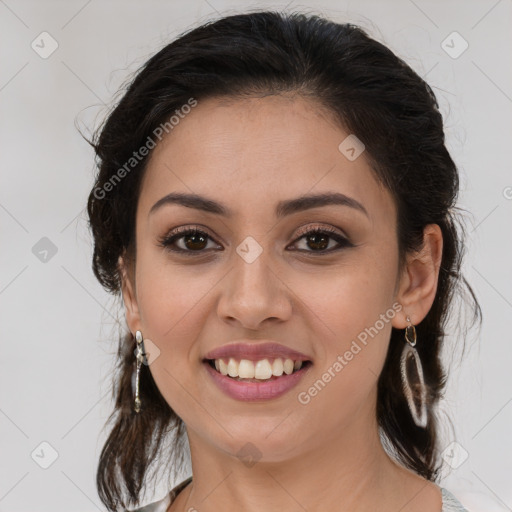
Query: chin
214 420 307 462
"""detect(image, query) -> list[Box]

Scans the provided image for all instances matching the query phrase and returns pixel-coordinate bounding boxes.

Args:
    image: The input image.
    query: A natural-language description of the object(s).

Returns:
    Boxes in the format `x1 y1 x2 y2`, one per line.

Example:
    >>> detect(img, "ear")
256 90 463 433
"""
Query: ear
118 254 141 334
392 224 443 329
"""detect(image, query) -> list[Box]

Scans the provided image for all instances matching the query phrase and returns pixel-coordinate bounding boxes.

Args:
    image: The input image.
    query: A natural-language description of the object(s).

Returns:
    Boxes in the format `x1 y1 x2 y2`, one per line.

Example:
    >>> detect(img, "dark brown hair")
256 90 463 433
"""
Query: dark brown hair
86 10 482 511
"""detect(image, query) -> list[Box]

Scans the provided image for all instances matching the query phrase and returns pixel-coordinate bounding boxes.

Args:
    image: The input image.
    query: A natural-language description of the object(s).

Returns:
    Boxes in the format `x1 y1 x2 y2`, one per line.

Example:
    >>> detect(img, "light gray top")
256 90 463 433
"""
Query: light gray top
128 477 469 511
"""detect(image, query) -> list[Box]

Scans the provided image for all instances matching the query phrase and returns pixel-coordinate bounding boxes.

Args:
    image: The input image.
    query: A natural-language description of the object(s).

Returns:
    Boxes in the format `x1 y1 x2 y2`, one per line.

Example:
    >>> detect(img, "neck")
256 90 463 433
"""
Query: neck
178 412 422 512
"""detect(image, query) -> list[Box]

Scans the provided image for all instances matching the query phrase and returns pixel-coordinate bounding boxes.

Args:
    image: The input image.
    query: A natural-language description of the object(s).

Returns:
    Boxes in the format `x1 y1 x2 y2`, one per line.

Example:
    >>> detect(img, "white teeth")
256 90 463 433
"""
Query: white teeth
254 359 273 379
211 357 306 380
227 358 238 377
272 358 284 376
218 359 229 375
238 359 255 378
283 359 294 375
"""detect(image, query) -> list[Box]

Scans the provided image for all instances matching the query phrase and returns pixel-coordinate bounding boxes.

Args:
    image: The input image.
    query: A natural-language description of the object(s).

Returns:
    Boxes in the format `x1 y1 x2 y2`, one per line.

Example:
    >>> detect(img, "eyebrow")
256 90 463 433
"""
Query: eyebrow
149 191 369 219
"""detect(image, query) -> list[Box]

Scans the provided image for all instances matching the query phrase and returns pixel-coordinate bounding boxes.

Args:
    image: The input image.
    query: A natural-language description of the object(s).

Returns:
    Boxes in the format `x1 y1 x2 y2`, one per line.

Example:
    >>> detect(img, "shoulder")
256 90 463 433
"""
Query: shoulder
127 476 193 512
441 487 469 512
126 495 170 512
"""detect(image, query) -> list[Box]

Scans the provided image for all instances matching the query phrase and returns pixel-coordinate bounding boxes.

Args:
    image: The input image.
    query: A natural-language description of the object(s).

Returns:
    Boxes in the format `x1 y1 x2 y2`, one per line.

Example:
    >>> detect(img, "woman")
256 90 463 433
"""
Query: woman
87 10 481 512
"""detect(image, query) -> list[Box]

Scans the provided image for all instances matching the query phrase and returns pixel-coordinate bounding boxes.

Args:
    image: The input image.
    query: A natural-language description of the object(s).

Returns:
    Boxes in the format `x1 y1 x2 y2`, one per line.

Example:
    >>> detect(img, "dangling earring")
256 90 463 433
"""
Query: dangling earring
132 330 147 414
400 315 428 428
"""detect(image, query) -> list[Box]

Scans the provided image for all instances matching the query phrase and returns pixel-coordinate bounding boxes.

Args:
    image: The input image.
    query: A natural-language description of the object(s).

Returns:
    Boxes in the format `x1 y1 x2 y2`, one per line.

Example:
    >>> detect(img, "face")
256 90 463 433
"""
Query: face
121 93 410 462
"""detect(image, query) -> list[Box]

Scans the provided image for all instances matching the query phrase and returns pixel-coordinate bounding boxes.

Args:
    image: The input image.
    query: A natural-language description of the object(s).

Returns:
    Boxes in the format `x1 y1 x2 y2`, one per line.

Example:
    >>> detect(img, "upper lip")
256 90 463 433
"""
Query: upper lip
204 341 312 362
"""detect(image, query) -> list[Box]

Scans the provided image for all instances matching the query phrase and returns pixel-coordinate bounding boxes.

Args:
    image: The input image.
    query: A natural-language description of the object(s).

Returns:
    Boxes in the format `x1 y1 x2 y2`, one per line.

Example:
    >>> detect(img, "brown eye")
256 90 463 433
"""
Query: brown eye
158 227 220 253
290 227 354 253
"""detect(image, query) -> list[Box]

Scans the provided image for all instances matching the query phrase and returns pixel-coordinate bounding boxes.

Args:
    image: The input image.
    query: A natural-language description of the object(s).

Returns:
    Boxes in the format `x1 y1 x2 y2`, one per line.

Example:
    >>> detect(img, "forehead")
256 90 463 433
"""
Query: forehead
138 94 395 226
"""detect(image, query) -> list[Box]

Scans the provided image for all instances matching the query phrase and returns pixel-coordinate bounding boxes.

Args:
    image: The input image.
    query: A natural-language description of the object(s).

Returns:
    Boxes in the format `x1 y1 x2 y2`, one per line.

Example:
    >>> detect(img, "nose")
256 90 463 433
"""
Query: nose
217 247 293 330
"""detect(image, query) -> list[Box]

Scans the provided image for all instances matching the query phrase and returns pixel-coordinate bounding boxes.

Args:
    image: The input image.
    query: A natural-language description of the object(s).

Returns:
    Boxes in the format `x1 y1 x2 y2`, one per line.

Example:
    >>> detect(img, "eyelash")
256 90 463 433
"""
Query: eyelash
157 224 354 255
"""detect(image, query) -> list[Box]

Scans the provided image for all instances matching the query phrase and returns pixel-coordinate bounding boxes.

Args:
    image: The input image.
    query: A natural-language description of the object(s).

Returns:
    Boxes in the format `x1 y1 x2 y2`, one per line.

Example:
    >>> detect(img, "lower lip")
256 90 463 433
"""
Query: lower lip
203 361 311 401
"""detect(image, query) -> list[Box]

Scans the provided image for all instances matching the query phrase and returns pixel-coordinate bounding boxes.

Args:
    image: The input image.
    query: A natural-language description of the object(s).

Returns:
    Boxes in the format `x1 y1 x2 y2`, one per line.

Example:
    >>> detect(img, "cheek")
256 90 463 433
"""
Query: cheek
133 255 221 411
297 303 393 430
134 261 217 417
294 257 395 341
292 260 395 397
135 245 216 342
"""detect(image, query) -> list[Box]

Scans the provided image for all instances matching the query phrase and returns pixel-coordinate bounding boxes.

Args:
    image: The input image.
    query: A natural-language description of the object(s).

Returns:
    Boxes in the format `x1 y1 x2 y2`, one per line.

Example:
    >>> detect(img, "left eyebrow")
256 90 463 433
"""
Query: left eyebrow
149 191 369 219
275 192 369 219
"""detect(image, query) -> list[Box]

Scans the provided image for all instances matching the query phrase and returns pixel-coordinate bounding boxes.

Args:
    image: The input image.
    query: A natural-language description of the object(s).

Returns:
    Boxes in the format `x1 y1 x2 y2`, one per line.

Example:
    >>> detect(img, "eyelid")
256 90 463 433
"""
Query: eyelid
163 224 218 240
293 222 347 239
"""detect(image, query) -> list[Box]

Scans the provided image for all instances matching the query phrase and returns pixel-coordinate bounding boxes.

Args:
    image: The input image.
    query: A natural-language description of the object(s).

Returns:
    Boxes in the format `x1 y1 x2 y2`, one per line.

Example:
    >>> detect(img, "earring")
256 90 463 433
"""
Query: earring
400 316 428 428
132 330 147 413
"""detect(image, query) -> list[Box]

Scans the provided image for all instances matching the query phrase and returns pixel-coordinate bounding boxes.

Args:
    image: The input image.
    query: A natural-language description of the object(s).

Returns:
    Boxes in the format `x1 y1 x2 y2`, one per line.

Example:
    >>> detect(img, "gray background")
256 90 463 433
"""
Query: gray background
1 0 511 511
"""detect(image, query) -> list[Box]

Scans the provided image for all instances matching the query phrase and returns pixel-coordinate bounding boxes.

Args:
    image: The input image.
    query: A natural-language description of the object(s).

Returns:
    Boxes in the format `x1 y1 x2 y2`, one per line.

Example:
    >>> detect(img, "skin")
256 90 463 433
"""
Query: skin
119 93 444 512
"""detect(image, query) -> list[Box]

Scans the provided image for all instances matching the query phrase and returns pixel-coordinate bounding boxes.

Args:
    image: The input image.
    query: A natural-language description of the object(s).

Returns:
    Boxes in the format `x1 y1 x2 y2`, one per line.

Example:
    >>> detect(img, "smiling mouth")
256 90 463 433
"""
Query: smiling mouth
204 357 313 382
